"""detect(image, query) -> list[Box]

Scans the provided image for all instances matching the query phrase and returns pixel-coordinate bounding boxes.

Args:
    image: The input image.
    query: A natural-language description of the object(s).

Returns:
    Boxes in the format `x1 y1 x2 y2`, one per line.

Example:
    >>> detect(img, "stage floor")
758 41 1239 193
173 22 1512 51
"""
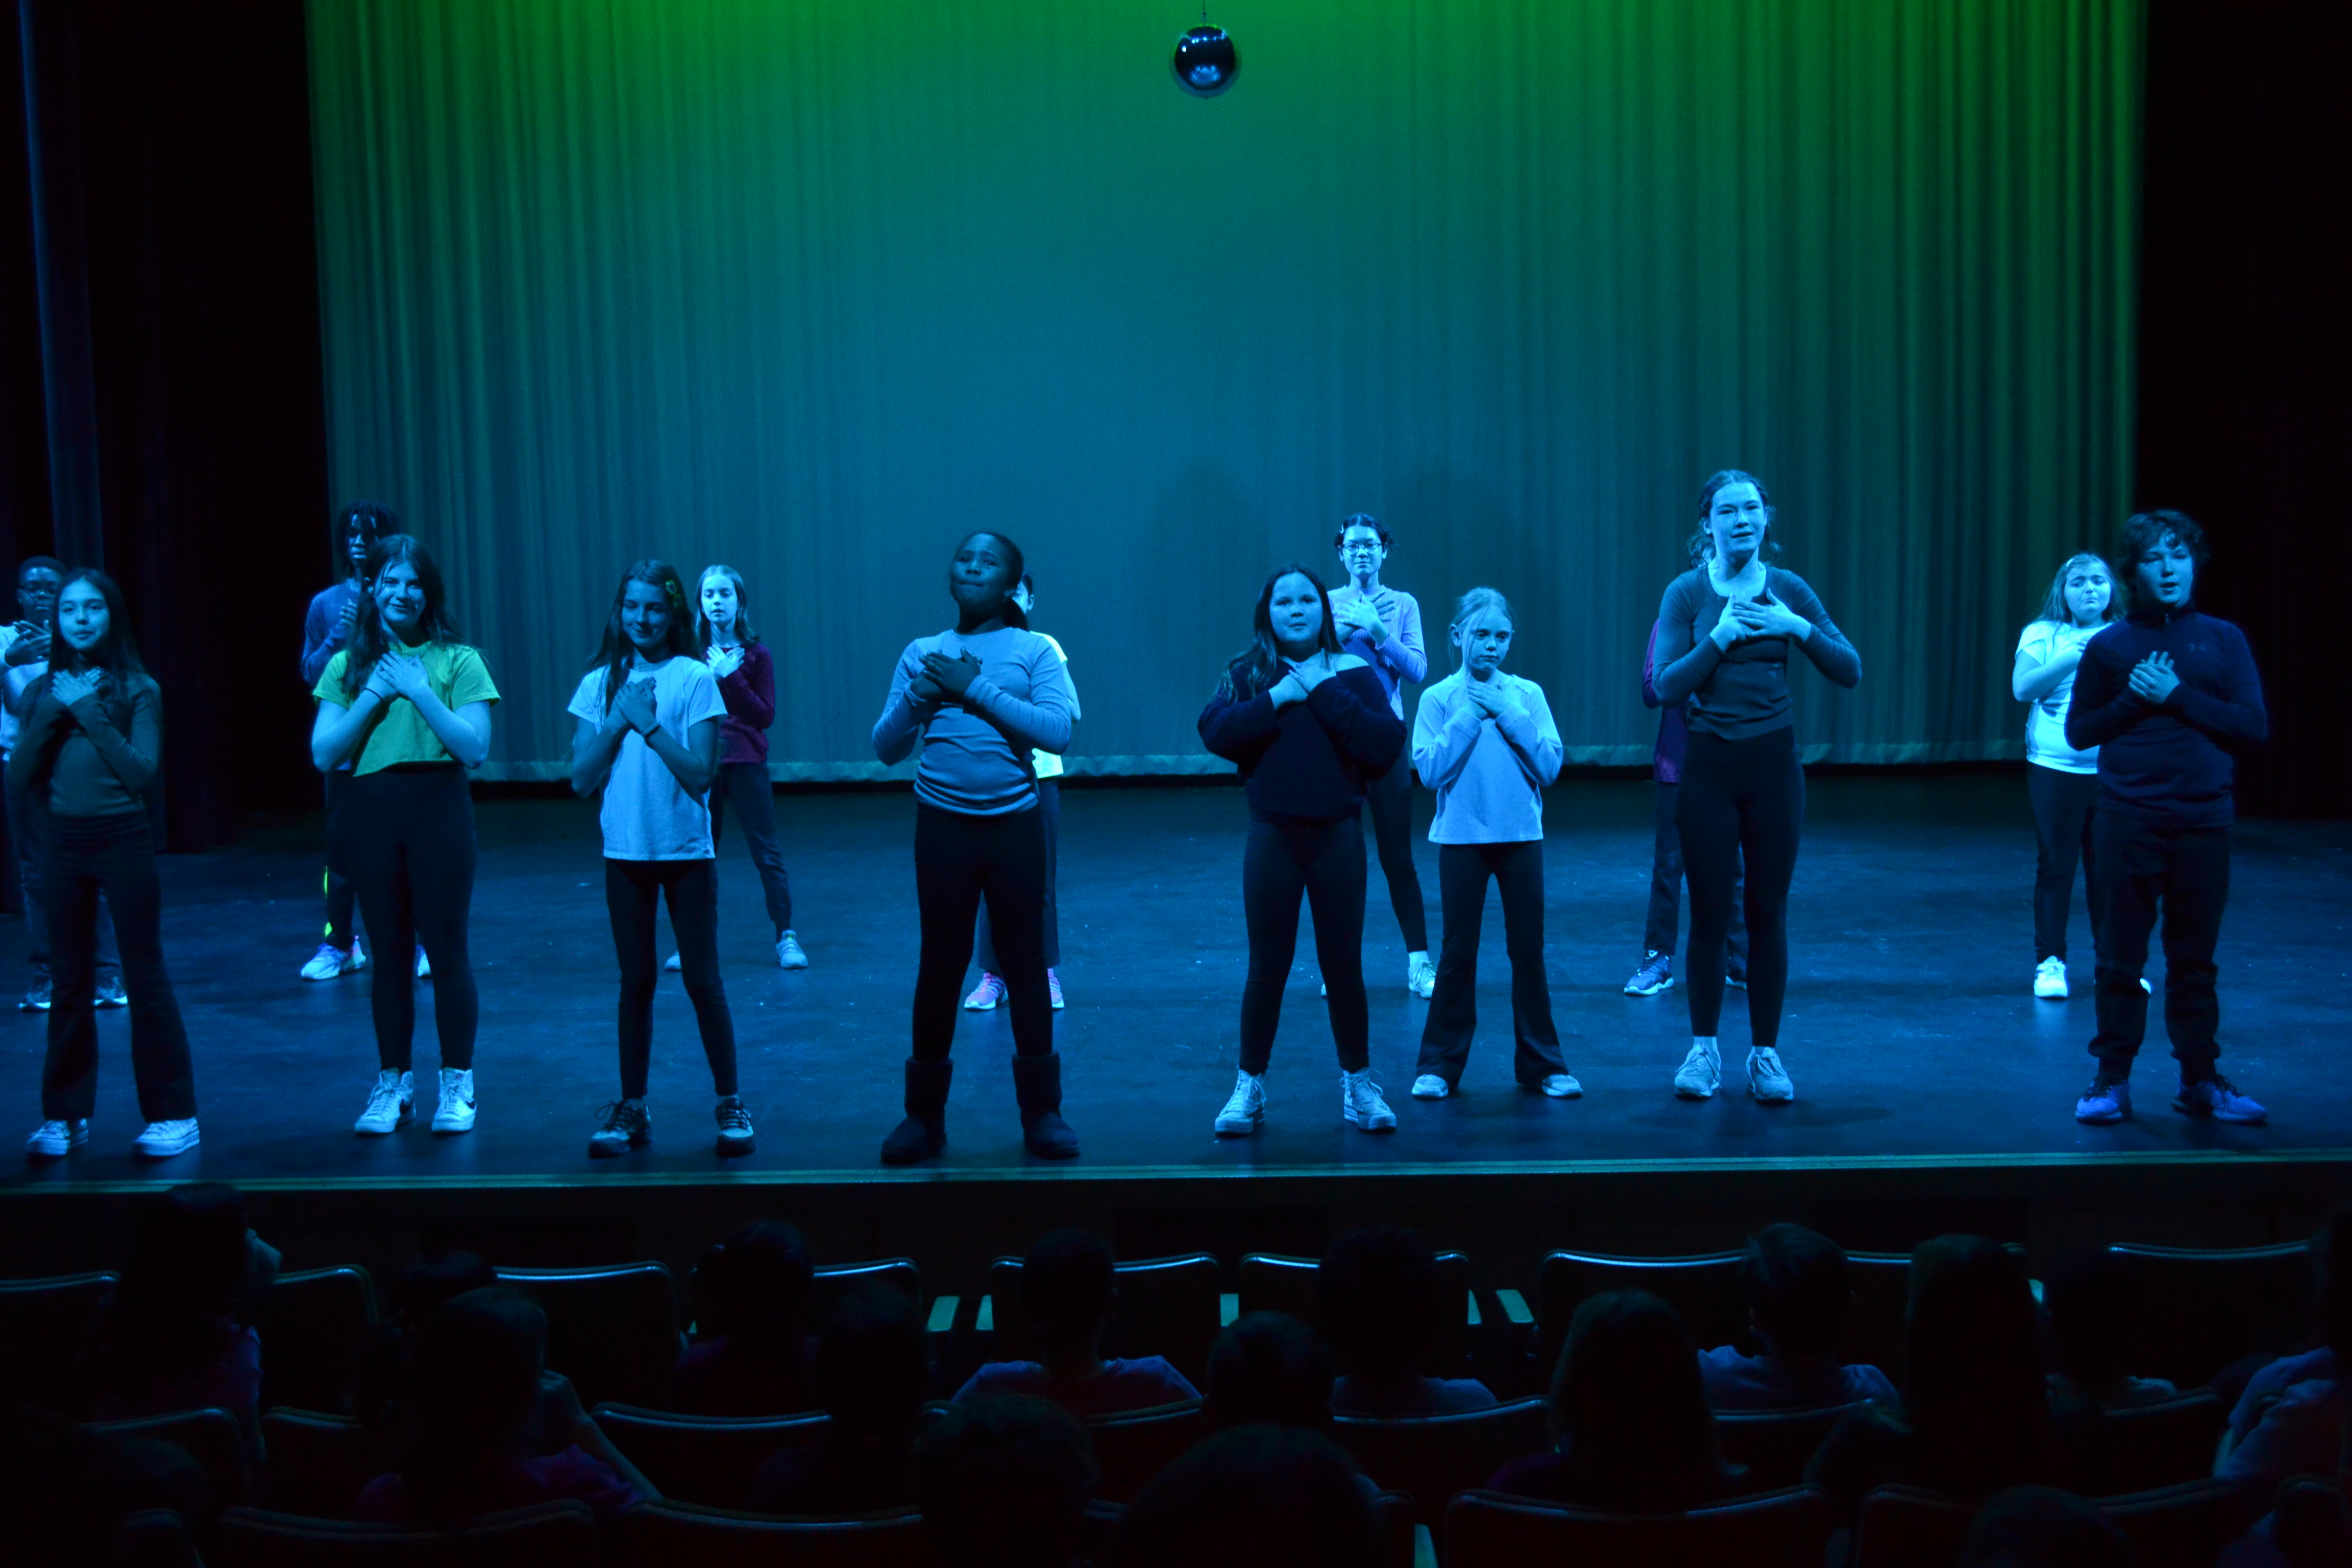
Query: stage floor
1 777 2346 1193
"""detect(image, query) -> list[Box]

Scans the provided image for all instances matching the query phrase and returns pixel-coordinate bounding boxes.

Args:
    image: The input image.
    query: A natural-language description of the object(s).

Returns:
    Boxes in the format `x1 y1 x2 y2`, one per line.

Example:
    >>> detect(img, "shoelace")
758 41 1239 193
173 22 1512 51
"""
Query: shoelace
718 1100 751 1131
593 1100 643 1133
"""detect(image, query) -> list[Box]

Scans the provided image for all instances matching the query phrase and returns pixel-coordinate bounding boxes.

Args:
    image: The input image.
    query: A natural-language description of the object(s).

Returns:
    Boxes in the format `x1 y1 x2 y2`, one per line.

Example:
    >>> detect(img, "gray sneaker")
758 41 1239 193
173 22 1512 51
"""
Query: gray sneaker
777 932 809 970
1747 1047 1795 1104
1673 1040 1721 1099
589 1098 652 1158
1341 1069 1396 1132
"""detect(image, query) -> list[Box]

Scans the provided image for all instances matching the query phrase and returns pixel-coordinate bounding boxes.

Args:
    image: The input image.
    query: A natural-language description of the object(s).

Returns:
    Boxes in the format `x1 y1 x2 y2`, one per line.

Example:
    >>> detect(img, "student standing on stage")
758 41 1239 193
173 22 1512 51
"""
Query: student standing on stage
1198 566 1406 1137
17 572 200 1160
1407 589 1577 1102
965 570 1076 1014
675 565 808 973
2068 512 2267 1127
311 537 497 1137
1626 605 1748 998
568 561 751 1158
1650 471 1860 1105
871 532 1079 1164
5 555 121 1013
2012 553 2120 1001
1329 515 1434 997
299 501 403 984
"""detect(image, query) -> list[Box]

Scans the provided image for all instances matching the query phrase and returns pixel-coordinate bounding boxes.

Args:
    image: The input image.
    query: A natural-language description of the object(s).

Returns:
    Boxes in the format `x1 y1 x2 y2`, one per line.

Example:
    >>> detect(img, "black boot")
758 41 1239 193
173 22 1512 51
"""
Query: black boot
1012 1052 1080 1160
881 1058 951 1165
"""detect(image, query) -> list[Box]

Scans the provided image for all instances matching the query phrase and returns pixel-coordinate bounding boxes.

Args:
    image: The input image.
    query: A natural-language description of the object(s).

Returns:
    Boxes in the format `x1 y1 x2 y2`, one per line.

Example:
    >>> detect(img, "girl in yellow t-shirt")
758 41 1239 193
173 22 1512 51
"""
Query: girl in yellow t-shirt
311 536 498 1139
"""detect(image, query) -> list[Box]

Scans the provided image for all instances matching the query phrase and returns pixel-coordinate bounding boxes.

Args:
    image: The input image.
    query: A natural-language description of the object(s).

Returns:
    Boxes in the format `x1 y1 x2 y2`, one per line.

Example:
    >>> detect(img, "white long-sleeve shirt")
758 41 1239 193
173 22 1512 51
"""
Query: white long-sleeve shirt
872 627 1074 816
1411 670 1562 844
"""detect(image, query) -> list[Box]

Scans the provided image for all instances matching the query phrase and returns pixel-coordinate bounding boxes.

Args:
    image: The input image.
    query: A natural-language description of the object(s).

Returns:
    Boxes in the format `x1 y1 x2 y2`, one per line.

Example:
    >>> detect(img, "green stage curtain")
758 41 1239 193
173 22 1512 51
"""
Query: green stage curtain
306 0 2140 780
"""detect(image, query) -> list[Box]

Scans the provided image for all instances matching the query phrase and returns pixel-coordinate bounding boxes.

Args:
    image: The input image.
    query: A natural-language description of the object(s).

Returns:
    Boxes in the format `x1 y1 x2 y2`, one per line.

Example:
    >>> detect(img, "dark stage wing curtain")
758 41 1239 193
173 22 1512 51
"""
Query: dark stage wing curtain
305 0 2140 780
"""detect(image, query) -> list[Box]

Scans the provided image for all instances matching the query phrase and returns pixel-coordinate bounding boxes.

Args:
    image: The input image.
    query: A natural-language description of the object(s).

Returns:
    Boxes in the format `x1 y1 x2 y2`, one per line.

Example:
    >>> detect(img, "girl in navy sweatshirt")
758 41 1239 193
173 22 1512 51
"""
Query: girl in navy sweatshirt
1198 566 1406 1137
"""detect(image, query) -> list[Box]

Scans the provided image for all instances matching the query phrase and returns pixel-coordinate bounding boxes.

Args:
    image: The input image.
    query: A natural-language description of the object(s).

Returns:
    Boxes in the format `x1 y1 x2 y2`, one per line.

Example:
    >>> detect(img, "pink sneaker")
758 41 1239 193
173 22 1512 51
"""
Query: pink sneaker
962 973 1006 1011
1048 969 1065 1011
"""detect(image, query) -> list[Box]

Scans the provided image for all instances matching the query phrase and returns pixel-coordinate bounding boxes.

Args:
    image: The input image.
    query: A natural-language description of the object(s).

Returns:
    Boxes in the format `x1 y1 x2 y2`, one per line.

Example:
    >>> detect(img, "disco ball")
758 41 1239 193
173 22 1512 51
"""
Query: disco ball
1172 24 1238 96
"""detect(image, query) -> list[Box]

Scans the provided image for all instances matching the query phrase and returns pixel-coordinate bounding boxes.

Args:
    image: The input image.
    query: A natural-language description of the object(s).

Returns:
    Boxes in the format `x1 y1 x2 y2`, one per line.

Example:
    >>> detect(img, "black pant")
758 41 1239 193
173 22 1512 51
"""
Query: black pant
977 780 1059 971
2088 814 2230 1074
9 765 118 984
708 761 793 936
1417 840 1566 1088
1241 809 1369 1073
332 764 478 1072
1677 728 1804 1048
41 811 195 1122
913 802 1051 1062
1365 747 1429 953
322 768 358 948
1643 779 1748 967
606 857 737 1098
2027 764 2101 964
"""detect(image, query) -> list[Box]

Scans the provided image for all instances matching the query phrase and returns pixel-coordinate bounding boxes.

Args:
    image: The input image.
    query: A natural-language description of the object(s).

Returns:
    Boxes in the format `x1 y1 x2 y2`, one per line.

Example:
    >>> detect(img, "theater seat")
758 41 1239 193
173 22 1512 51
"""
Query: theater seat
260 1409 376 1518
2099 1389 2227 1493
2108 1241 2315 1391
809 1257 921 1316
590 1403 828 1508
620 1498 934 1568
1085 1400 1209 1502
1333 1396 1550 1540
981 1253 1220 1386
1443 1483 1831 1568
0 1270 115 1416
90 1407 254 1510
1853 1484 1973 1568
213 1500 596 1568
253 1266 378 1416
1237 1251 1478 1375
1535 1251 1745 1369
2101 1477 2251 1568
1714 1403 1866 1492
496 1262 681 1409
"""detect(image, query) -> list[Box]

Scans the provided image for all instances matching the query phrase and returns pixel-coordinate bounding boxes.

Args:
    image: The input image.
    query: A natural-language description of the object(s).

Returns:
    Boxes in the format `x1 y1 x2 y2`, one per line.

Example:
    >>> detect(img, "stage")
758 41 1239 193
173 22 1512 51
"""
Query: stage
1 777 2346 1284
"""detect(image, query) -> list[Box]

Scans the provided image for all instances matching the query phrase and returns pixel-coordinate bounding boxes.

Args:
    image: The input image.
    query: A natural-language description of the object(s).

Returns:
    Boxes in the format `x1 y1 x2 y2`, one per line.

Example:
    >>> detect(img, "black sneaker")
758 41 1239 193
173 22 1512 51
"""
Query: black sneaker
1726 965 1748 990
95 974 127 1009
1623 951 1674 996
2075 1075 2131 1125
2173 1074 2266 1125
714 1095 755 1156
588 1099 651 1158
18 978 48 1012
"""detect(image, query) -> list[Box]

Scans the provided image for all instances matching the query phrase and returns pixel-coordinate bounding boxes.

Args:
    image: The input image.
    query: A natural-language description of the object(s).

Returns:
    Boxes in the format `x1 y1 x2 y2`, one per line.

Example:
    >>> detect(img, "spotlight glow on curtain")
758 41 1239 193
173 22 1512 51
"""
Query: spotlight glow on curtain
306 0 2140 780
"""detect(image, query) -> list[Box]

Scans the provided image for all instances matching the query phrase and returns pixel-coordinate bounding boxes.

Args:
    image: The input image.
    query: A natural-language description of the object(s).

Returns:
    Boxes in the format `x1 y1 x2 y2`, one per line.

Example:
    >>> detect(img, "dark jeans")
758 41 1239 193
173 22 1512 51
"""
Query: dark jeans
2028 764 2101 964
8 765 118 984
913 801 1051 1062
1644 779 1748 969
1416 840 1566 1088
1241 809 1369 1074
332 764 477 1072
1365 747 1429 953
322 768 358 948
2089 814 2230 1075
977 779 1059 971
1677 728 1804 1048
41 811 195 1122
606 857 737 1099
709 761 793 936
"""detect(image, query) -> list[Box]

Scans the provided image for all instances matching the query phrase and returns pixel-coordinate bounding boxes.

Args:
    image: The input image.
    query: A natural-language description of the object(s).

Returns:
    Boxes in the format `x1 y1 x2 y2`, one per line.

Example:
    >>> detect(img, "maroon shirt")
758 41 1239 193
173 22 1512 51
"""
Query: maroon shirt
713 642 777 767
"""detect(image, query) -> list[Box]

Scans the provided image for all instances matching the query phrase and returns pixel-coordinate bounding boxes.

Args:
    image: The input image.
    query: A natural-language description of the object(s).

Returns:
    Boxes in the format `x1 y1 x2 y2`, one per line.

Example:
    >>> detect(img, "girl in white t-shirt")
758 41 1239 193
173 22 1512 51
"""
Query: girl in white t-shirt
567 561 746 1159
2012 552 2120 999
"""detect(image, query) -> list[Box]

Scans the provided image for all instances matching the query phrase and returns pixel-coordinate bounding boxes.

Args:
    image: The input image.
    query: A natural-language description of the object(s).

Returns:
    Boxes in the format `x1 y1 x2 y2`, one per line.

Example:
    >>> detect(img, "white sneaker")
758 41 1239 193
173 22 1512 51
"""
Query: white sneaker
664 952 681 972
1341 1069 1397 1132
431 1068 476 1134
414 946 431 979
354 1070 414 1135
777 932 808 970
963 973 1006 1011
300 943 361 982
1747 1047 1795 1104
133 1119 200 1159
2140 977 2153 995
1540 1073 1583 1098
2034 957 2069 999
1214 1071 1266 1136
1407 953 1436 998
26 1118 87 1158
1674 1040 1722 1099
1410 1073 1450 1100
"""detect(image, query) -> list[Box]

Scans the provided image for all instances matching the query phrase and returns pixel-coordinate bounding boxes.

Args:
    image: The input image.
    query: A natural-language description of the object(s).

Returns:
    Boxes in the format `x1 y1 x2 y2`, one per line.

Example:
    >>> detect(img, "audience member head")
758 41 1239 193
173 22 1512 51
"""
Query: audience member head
390 1251 497 1329
1742 1223 1852 1363
2313 1203 2352 1362
1550 1290 1731 1511
1116 1426 1387 1568
917 1393 1095 1568
1903 1236 2049 1492
402 1287 548 1490
1319 1228 1442 1381
696 1220 815 1343
815 1286 933 1444
0 1404 201 1557
2039 1248 2142 1387
352 1251 497 1432
1958 1486 2135 1568
1206 1311 1335 1432
1021 1229 1119 1358
100 1183 266 1394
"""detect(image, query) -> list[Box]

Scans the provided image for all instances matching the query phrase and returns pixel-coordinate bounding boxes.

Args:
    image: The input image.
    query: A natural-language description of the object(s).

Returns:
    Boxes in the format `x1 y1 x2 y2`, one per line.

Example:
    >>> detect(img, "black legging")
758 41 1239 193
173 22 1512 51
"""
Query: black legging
977 778 1060 971
913 801 1051 1062
1241 809 1369 1073
606 857 737 1098
333 763 478 1071
1365 748 1429 952
1677 728 1803 1048
708 761 793 935
1417 840 1565 1088
2027 764 2100 964
41 810 195 1122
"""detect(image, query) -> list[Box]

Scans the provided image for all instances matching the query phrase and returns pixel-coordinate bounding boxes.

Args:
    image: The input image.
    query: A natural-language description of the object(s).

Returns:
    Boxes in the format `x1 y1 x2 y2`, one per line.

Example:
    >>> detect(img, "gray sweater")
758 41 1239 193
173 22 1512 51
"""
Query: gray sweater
1652 565 1860 740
